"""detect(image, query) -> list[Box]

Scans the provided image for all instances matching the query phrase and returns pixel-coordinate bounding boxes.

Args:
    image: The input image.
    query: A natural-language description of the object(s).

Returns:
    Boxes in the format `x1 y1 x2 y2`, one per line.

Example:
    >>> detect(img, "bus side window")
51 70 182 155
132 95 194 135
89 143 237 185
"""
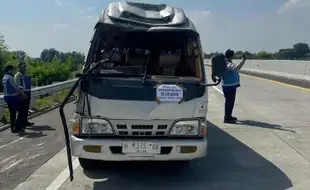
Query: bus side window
187 40 202 78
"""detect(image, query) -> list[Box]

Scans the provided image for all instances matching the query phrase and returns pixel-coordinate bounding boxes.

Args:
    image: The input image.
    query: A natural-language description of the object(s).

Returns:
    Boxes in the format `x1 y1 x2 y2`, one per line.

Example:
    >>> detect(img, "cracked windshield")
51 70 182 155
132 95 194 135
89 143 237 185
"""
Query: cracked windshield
0 0 309 190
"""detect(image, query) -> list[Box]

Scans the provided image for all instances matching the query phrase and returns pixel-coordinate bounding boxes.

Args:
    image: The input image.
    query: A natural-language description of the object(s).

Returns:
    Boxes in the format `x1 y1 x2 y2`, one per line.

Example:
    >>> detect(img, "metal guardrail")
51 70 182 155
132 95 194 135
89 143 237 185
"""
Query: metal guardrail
0 79 78 107
1 59 309 106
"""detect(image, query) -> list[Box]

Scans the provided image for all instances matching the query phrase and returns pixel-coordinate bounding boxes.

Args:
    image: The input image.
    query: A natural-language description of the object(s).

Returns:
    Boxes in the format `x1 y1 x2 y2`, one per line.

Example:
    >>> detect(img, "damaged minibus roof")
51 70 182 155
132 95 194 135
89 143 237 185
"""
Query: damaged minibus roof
94 1 199 34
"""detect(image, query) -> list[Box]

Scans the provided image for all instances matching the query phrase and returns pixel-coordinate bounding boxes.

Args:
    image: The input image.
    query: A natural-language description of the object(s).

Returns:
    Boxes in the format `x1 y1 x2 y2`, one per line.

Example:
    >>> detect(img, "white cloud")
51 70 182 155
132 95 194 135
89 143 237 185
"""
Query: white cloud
278 0 310 15
3 1 310 57
0 25 8 30
53 23 69 29
186 10 211 19
182 3 310 54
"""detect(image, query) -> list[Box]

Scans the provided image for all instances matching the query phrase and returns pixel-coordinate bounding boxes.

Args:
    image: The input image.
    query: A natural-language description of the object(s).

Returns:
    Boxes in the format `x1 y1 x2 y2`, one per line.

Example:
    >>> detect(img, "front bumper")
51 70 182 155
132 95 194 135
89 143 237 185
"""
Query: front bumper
71 135 207 161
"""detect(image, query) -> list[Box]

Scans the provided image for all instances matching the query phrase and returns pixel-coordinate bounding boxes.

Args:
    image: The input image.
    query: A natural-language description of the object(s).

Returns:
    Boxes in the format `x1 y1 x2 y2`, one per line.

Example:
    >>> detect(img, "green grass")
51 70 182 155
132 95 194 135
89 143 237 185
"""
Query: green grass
2 89 77 124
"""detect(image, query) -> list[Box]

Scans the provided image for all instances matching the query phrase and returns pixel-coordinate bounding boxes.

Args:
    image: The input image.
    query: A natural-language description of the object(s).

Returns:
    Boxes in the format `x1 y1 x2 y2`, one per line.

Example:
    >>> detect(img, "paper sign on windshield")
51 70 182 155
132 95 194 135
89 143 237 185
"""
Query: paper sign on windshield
156 84 183 102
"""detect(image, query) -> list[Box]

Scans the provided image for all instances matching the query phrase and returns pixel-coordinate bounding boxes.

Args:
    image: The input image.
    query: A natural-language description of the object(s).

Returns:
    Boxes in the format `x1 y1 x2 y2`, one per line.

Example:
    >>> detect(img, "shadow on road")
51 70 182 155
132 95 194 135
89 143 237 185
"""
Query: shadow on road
16 125 54 138
17 131 47 138
26 125 56 132
82 121 293 190
237 120 296 133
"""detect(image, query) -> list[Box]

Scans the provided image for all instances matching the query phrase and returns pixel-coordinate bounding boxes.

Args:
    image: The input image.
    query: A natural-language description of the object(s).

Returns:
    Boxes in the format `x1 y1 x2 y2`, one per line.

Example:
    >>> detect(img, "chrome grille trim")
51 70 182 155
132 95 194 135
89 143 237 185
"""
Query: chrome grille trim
111 120 173 136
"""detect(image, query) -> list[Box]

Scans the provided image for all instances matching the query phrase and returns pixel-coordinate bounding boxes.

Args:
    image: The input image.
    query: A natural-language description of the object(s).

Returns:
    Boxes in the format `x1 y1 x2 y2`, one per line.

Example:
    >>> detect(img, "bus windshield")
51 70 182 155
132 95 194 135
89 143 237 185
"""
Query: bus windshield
87 29 203 79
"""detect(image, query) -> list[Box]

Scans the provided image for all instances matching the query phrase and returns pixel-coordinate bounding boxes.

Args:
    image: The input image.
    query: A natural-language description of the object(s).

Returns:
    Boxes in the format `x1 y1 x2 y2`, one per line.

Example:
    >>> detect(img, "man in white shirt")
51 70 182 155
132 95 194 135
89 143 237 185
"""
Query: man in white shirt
14 61 34 128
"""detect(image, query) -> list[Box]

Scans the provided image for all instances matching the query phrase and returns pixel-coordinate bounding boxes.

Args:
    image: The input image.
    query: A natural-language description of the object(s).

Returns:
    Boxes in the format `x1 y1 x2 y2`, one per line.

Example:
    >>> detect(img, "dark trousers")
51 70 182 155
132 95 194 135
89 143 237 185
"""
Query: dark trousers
7 99 25 131
222 87 237 119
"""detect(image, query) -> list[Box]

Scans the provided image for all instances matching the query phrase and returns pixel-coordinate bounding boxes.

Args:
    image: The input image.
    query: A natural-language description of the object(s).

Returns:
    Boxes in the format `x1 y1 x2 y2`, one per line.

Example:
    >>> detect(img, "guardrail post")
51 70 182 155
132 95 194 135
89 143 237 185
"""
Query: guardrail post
0 107 4 122
30 97 37 110
52 82 58 102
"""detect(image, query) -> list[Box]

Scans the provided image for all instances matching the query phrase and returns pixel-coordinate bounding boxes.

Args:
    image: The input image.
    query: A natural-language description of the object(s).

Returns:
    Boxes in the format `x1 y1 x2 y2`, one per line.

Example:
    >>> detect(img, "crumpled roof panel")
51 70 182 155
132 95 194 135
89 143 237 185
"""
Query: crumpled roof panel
97 1 197 32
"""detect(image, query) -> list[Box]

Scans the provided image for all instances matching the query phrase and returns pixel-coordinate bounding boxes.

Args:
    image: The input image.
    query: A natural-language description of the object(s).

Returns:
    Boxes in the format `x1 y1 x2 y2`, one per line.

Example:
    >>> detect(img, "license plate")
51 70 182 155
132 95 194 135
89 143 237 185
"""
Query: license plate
122 141 161 154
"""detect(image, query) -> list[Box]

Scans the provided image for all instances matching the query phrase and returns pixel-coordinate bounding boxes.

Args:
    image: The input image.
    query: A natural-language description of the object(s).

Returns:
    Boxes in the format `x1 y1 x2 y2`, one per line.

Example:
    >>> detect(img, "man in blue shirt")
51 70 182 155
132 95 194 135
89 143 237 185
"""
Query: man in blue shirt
15 61 34 128
221 49 247 124
2 65 26 133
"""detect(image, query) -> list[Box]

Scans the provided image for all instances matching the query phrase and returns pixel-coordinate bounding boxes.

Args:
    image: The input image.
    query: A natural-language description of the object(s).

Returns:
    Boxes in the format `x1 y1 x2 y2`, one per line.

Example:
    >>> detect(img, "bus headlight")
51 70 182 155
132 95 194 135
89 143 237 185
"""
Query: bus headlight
170 120 199 136
81 118 113 134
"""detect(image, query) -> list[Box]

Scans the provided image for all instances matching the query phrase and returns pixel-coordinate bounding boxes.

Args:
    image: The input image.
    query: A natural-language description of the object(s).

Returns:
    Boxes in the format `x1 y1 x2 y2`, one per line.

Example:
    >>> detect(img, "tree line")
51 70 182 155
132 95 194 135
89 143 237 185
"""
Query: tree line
204 42 310 60
2 33 310 93
0 34 85 92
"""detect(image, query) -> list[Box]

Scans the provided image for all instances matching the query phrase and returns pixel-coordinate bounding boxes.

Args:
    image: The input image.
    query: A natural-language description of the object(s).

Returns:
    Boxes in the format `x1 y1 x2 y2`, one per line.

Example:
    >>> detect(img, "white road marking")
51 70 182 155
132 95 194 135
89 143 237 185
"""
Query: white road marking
212 86 224 95
0 137 25 149
0 158 24 172
26 153 44 160
45 158 80 190
0 154 44 173
0 155 18 165
13 148 68 190
34 143 45 147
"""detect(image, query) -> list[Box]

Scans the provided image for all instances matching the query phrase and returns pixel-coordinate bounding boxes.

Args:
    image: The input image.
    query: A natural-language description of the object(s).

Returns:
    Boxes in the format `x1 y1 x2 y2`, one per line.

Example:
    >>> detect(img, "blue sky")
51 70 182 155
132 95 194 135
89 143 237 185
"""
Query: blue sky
0 0 310 57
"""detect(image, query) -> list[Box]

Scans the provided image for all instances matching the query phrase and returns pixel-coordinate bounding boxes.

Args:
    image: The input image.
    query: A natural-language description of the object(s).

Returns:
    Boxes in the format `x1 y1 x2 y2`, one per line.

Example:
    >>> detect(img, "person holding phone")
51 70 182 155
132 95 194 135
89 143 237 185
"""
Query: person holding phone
221 49 247 124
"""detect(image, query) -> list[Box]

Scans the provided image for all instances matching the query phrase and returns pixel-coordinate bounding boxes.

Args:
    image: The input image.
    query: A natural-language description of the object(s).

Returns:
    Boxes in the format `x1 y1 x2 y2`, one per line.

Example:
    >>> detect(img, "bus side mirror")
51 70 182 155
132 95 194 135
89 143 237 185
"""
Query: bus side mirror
211 53 227 79
202 53 227 87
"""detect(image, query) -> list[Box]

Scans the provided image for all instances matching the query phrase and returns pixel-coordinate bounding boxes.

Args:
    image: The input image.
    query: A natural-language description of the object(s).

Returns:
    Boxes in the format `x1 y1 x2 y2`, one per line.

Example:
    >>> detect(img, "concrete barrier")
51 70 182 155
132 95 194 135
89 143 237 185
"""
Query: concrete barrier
229 59 310 76
204 59 310 88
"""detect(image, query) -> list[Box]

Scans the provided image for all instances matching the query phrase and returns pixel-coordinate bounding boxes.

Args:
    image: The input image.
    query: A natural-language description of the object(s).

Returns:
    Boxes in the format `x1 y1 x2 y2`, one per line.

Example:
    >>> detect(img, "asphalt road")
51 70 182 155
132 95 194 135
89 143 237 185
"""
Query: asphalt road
0 69 309 190
233 73 310 162
0 103 75 190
